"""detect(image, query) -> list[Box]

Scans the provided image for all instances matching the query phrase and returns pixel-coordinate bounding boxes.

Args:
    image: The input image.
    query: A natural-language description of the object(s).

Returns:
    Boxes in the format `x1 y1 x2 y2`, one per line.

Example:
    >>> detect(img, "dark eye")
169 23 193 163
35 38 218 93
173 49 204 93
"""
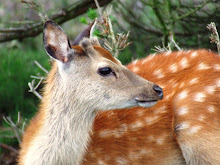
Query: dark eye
98 67 113 76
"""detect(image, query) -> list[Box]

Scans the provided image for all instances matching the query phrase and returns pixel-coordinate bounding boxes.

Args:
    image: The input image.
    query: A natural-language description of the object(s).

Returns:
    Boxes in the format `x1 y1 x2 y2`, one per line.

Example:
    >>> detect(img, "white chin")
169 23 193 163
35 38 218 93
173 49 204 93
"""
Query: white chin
137 101 157 108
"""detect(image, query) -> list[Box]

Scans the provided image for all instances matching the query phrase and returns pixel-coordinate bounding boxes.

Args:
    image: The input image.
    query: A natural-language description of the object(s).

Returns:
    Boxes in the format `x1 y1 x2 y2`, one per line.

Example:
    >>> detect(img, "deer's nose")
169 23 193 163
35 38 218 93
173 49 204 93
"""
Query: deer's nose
153 85 163 100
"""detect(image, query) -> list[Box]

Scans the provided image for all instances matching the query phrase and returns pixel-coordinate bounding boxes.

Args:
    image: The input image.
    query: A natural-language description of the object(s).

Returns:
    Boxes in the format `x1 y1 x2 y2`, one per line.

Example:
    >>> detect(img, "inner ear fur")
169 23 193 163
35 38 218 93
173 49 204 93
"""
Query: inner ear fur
43 20 71 63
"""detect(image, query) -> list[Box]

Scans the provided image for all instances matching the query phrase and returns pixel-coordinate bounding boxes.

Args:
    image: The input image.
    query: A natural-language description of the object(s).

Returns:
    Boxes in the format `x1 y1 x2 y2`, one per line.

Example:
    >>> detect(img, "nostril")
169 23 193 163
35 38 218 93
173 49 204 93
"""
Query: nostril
153 85 163 100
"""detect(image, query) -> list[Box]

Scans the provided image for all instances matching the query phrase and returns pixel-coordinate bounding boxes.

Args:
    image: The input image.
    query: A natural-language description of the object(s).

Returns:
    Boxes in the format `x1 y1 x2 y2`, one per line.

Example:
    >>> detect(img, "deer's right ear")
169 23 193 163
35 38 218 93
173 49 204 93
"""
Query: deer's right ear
43 21 72 63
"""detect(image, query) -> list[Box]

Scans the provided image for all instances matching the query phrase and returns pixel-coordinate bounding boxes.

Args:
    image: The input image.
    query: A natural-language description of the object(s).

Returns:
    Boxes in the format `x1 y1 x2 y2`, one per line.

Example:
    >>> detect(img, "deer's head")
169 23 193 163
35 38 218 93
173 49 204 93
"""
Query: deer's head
43 20 163 111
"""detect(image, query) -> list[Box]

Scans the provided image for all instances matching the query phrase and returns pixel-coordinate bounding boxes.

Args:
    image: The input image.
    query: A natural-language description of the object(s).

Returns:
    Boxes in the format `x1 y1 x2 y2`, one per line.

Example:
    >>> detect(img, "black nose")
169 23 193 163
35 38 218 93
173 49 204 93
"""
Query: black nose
153 85 163 100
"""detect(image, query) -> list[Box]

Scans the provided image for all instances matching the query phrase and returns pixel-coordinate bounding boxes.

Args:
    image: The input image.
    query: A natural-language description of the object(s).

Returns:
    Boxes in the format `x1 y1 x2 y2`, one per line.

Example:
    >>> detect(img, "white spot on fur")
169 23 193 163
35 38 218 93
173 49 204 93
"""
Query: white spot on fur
129 121 144 130
153 69 165 79
189 78 199 85
197 62 210 70
204 85 216 94
213 64 220 71
145 116 158 125
194 92 206 102
187 126 202 134
207 105 215 113
169 63 178 73
179 82 185 88
98 159 107 165
128 151 141 160
132 67 140 73
115 157 128 165
177 90 188 100
178 106 189 115
216 79 220 87
180 57 189 69
156 137 165 145
99 129 113 138
139 149 152 155
99 127 125 138
198 115 205 121
176 122 190 130
190 51 198 58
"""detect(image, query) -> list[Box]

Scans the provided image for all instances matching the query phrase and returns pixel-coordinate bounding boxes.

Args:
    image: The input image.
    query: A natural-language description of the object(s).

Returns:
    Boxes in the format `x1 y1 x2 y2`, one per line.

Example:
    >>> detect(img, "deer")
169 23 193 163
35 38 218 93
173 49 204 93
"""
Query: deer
18 20 220 165
18 20 163 165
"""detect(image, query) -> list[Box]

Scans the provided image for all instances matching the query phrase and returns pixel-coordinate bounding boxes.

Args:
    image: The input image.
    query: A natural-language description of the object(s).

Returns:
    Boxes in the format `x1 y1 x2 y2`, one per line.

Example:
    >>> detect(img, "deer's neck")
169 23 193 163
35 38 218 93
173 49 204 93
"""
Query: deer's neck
43 101 95 165
25 68 96 165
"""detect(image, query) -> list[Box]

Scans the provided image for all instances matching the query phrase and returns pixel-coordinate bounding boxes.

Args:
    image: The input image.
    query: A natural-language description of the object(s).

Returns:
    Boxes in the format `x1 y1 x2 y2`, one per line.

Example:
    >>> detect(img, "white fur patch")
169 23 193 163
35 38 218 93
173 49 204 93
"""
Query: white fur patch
180 57 189 69
156 137 165 145
176 122 190 130
153 69 165 79
132 67 140 73
207 105 215 113
129 121 144 130
115 157 128 165
197 62 210 70
145 116 159 125
169 63 178 73
178 106 189 115
187 126 202 134
190 51 198 58
213 64 220 71
177 90 188 100
97 159 107 165
216 79 220 87
189 78 199 85
198 115 205 121
204 85 216 94
194 92 206 102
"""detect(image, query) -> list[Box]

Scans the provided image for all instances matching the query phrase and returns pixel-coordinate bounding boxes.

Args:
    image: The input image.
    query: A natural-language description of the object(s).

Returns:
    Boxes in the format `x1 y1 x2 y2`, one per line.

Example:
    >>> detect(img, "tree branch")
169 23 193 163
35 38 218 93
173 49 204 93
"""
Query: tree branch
0 0 113 43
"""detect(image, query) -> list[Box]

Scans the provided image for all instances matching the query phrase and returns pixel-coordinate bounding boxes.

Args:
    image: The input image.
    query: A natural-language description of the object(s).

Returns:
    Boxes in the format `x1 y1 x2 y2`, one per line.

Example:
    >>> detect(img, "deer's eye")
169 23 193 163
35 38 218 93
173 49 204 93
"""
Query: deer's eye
98 67 113 76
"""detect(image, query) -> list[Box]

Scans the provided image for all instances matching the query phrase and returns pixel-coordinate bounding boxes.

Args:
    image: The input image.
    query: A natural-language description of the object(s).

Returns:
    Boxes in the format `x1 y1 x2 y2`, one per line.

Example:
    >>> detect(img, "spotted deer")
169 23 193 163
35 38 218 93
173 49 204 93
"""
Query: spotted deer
18 21 163 165
18 21 220 165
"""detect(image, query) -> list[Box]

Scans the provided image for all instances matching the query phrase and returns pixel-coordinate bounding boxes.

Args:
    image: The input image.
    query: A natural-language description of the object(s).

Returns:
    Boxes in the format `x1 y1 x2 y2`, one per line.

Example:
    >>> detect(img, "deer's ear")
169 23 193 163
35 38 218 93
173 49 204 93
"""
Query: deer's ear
43 21 71 63
72 19 100 46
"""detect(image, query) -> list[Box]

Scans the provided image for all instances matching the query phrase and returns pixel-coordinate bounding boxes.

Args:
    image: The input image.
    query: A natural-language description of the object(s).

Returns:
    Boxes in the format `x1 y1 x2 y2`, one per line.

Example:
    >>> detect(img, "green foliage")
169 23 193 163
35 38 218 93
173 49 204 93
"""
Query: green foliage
0 46 50 120
79 17 88 25
87 8 98 20
80 8 98 25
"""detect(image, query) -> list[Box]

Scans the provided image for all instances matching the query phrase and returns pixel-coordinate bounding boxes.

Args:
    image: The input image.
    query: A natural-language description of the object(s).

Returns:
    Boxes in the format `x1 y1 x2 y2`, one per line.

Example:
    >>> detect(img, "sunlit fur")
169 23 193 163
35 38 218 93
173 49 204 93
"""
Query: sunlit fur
82 50 220 165
18 23 160 165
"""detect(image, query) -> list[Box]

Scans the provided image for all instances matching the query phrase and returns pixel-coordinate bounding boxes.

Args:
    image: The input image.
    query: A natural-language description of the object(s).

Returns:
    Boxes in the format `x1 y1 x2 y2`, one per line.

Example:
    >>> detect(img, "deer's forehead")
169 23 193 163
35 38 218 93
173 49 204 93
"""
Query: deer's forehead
71 45 120 65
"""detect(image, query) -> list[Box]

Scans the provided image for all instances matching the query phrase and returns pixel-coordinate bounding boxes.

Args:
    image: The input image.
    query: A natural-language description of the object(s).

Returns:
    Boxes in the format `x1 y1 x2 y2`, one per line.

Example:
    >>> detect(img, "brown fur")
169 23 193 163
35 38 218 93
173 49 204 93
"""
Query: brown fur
82 50 220 165
19 49 220 165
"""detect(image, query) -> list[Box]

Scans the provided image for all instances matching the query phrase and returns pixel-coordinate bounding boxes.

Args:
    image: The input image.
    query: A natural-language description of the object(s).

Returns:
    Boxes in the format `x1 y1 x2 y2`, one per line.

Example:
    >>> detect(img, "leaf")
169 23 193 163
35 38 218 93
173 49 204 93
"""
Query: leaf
79 17 88 25
87 8 98 20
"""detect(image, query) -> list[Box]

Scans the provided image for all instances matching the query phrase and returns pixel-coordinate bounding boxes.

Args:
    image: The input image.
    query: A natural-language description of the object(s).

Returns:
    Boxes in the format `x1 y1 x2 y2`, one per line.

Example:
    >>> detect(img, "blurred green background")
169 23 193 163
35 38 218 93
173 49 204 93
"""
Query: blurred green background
0 0 220 164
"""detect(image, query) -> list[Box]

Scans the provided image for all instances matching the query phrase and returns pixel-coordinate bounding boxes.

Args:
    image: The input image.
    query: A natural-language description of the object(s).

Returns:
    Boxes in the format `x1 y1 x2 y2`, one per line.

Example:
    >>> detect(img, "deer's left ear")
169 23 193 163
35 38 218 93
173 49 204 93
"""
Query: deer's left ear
72 19 100 46
43 21 72 63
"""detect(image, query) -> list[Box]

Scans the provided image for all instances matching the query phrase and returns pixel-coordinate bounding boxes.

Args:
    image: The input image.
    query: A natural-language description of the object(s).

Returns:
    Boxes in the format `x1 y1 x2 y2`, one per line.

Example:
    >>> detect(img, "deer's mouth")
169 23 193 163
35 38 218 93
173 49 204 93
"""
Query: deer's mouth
135 100 158 108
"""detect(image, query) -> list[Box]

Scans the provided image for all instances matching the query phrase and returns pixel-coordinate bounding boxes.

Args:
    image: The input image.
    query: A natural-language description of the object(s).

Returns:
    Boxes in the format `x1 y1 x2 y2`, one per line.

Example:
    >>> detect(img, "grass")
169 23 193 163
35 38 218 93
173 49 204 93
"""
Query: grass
0 46 50 119
0 44 51 155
